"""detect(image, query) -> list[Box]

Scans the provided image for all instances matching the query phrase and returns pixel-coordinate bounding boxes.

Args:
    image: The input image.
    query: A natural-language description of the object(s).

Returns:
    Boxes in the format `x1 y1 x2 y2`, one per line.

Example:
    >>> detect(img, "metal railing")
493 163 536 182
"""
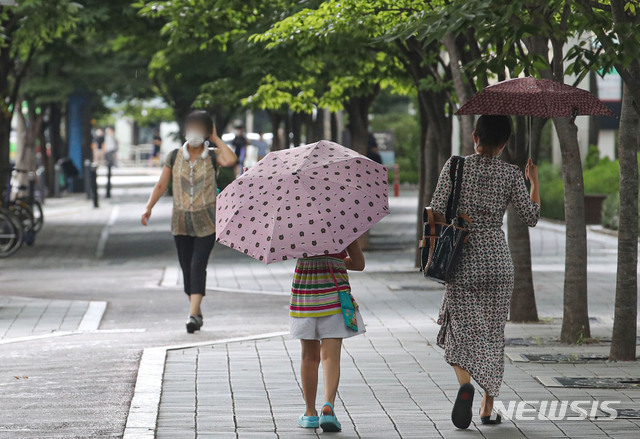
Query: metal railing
129 144 155 167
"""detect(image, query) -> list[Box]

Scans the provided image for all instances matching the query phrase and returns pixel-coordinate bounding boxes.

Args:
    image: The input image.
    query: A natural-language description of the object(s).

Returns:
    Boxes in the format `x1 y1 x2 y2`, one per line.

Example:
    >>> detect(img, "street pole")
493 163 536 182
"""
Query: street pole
90 163 99 208
106 164 112 199
84 159 92 199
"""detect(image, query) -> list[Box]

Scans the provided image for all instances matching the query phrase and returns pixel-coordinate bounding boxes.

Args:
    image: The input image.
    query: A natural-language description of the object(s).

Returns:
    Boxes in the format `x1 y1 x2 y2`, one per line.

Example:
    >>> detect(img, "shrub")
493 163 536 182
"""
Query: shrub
584 145 600 170
537 154 637 224
601 192 619 230
583 157 619 195
601 190 640 234
538 162 566 221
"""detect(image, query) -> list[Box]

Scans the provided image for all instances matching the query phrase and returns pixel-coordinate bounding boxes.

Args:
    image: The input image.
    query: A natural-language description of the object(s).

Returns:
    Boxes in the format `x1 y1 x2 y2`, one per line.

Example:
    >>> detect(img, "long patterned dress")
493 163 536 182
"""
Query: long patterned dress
430 153 540 397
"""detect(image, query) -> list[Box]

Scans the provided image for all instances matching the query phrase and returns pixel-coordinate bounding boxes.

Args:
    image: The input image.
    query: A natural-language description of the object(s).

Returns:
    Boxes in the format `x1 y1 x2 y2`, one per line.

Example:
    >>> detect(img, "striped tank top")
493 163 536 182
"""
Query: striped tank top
289 251 356 318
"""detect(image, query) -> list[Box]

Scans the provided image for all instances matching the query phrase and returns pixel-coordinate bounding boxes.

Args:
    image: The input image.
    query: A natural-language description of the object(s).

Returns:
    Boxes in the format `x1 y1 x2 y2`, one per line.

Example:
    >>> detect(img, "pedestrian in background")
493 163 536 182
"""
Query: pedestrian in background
367 145 383 164
430 115 540 429
141 110 236 333
92 128 104 165
104 127 118 168
291 239 366 433
231 124 249 175
253 130 269 161
149 129 162 167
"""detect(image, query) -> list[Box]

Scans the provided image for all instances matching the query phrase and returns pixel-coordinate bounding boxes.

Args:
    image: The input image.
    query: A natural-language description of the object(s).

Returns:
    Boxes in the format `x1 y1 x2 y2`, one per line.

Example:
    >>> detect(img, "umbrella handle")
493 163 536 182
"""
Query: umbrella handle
570 107 578 125
528 116 532 160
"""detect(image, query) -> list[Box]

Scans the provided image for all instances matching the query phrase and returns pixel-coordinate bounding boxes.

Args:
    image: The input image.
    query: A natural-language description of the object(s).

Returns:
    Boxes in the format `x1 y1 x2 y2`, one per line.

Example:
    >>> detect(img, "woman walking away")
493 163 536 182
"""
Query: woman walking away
141 110 236 333
431 115 540 429
291 239 366 432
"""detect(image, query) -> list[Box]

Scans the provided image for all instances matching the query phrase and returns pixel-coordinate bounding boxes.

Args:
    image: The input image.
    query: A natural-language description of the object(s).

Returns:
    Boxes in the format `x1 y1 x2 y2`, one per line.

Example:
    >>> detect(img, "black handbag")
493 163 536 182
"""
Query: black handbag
419 156 471 284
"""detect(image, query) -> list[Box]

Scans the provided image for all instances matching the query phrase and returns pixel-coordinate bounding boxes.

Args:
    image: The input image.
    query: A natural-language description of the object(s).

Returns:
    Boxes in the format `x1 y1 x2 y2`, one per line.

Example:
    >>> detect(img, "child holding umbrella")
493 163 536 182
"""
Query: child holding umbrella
290 239 366 432
215 140 389 432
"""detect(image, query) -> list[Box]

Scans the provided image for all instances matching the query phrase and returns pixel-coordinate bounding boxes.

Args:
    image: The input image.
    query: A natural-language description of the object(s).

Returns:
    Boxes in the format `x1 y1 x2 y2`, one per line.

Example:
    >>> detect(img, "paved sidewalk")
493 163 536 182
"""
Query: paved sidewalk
137 193 640 439
0 295 105 343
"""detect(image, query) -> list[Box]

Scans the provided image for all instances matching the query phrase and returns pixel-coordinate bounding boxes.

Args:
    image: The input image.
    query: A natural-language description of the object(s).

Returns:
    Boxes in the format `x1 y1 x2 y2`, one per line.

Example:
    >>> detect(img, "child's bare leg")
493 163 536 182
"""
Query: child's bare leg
320 338 342 414
300 339 321 416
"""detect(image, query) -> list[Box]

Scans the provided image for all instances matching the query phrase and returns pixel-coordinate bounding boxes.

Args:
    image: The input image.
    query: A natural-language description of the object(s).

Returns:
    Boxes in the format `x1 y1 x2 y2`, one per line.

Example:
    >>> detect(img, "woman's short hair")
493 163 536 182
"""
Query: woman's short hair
185 110 214 135
473 115 512 151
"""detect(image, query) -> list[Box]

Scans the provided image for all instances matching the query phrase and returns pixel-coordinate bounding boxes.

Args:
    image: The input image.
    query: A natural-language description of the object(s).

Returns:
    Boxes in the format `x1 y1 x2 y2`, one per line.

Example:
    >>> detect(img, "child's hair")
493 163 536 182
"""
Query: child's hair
473 115 512 152
185 110 214 135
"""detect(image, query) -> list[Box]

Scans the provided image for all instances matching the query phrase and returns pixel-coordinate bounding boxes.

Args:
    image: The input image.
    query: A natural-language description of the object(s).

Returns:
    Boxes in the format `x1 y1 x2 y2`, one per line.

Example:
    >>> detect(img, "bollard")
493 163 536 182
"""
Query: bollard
106 164 112 198
393 163 400 197
84 159 92 199
53 164 61 198
90 163 99 208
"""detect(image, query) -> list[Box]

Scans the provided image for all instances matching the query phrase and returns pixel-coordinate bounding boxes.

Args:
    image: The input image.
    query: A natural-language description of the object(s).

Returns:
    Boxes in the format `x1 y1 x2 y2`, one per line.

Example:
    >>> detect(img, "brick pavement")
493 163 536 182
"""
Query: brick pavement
143 193 640 439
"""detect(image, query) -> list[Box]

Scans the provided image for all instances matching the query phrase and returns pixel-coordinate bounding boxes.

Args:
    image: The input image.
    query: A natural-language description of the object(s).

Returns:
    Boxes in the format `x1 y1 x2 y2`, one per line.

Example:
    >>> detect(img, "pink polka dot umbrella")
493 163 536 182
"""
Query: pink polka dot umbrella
455 77 617 118
216 140 390 264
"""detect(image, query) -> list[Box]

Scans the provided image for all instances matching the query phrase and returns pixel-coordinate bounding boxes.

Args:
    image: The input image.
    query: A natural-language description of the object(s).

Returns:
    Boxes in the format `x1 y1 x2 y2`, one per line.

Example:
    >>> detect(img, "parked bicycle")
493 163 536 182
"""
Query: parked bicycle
0 167 45 257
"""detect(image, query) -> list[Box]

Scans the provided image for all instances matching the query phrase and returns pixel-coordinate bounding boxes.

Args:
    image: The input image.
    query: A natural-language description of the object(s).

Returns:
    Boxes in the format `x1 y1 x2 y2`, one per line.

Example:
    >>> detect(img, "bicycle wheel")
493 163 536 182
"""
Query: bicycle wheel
8 202 35 245
0 209 23 257
17 198 43 232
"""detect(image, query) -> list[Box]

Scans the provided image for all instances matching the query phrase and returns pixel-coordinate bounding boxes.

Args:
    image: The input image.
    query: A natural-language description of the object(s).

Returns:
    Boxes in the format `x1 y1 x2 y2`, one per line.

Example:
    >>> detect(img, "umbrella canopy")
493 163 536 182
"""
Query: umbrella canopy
456 77 617 118
216 140 389 264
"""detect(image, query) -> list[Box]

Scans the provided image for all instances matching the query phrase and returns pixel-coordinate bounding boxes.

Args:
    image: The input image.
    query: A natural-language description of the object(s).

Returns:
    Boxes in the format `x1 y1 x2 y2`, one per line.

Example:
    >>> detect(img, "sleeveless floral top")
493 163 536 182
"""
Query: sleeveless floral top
164 145 217 237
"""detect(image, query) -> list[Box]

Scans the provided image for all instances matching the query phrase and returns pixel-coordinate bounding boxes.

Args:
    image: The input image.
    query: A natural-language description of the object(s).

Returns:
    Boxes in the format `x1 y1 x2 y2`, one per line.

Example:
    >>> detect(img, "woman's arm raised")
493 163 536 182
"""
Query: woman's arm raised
210 124 237 167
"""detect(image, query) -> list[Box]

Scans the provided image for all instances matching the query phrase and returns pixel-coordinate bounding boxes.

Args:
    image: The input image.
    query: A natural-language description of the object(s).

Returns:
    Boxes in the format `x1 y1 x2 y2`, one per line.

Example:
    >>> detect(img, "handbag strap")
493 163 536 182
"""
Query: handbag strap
445 156 465 223
327 260 339 289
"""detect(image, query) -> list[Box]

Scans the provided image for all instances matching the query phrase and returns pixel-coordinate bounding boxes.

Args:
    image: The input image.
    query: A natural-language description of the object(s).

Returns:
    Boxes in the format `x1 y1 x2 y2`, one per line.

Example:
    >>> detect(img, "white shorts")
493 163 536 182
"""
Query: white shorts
289 311 366 340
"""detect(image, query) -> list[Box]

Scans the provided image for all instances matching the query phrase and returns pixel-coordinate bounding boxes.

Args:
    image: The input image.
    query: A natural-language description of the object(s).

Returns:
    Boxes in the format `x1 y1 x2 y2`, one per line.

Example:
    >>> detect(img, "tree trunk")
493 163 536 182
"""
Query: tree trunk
0 43 15 172
505 117 539 322
292 111 303 147
268 110 282 151
554 117 591 343
0 113 11 172
16 100 43 194
588 70 599 149
344 93 377 250
330 112 339 142
609 83 639 360
414 91 442 267
283 110 291 149
310 107 324 142
415 93 430 268
345 94 375 155
50 103 65 160
443 31 475 156
525 22 592 343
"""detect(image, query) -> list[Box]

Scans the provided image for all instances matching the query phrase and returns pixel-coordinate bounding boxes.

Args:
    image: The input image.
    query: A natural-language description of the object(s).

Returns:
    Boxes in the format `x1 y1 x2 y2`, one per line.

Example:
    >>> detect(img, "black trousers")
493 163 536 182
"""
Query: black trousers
173 234 216 296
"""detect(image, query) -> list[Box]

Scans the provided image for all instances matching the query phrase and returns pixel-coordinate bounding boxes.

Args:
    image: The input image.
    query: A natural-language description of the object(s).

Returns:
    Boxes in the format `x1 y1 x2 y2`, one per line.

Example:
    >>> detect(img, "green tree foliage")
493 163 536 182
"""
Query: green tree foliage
0 0 81 169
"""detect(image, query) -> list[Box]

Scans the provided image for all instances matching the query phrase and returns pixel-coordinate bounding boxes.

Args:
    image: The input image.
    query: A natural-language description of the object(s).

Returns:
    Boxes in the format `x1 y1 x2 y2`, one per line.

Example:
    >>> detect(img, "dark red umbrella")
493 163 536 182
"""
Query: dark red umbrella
456 77 617 118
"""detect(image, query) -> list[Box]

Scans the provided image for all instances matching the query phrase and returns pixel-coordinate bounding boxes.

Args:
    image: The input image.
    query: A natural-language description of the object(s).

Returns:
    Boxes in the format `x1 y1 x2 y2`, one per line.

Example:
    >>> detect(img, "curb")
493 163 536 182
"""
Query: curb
122 331 289 439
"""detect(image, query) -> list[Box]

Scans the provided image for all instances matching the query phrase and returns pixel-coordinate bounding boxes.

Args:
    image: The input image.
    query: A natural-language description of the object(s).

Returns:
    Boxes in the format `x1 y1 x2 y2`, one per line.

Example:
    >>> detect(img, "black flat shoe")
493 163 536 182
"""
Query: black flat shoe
452 383 475 429
480 412 502 425
186 315 202 334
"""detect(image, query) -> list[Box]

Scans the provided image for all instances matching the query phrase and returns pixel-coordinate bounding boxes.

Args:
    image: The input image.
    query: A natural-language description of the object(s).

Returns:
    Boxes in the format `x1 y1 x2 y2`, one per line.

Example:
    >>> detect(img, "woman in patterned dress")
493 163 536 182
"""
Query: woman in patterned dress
430 115 540 429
